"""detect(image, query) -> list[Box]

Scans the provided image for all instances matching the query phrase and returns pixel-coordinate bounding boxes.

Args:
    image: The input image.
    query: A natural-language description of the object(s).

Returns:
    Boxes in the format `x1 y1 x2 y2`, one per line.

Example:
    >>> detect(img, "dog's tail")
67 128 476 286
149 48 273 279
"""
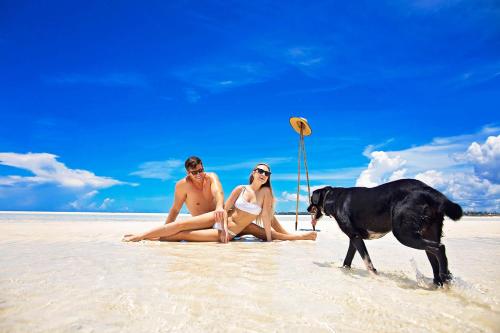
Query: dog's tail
424 185 463 221
442 199 463 221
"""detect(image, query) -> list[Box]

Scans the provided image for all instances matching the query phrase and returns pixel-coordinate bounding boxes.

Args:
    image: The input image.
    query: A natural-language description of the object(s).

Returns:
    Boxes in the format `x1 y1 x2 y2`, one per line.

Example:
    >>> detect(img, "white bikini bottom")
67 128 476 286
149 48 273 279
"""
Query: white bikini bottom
213 222 236 237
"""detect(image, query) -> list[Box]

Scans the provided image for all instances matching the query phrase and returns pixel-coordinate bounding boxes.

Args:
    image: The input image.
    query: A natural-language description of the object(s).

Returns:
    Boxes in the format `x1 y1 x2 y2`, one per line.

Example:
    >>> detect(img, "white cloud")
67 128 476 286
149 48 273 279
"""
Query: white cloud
130 159 183 180
0 153 132 211
356 151 406 187
414 170 446 188
416 171 500 211
277 191 309 203
0 152 128 188
276 184 330 204
356 129 500 211
68 190 115 211
99 198 115 210
69 190 98 210
460 135 500 183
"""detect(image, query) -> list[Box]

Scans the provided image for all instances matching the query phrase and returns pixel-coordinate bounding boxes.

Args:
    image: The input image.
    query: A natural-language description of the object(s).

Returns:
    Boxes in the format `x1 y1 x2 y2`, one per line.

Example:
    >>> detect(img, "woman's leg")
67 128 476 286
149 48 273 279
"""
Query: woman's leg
271 229 317 241
270 215 317 239
239 216 317 241
271 215 290 234
160 216 247 242
122 211 216 242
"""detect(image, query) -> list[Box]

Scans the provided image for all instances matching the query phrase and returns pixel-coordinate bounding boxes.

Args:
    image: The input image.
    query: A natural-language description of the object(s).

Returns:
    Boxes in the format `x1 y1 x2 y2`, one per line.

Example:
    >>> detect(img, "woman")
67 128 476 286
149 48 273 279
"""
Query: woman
123 163 316 242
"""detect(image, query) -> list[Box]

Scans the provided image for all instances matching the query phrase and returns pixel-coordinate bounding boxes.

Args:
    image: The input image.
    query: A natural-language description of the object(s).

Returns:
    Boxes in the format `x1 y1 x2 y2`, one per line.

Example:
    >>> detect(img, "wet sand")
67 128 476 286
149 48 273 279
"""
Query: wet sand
0 212 499 332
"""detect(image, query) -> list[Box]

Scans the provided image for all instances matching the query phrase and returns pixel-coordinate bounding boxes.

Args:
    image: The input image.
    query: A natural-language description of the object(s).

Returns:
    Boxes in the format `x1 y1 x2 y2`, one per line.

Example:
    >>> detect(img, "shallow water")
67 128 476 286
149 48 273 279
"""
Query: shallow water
0 213 499 332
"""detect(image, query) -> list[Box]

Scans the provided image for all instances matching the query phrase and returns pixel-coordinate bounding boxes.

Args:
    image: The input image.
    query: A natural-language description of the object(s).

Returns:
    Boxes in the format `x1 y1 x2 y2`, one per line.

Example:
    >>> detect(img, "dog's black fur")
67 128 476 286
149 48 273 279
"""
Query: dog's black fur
307 179 463 285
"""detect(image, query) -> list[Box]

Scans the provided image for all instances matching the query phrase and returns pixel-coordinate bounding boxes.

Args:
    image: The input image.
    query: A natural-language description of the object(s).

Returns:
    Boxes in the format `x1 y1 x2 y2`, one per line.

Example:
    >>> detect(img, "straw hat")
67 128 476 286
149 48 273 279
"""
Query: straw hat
289 117 312 136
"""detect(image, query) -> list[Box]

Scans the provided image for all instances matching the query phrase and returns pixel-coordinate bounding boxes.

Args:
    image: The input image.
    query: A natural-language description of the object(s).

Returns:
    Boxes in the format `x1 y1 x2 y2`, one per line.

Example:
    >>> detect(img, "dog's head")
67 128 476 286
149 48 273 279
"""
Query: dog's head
307 187 329 227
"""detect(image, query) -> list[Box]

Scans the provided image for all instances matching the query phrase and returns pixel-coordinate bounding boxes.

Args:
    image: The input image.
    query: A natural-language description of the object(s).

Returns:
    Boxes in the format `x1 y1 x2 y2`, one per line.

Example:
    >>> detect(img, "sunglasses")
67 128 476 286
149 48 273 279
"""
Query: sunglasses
189 168 204 176
254 168 271 177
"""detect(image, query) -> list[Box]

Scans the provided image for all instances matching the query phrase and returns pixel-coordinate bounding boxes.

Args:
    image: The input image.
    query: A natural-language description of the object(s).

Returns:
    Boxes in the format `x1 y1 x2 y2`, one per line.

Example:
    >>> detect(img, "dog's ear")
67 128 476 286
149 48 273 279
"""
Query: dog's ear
311 189 321 206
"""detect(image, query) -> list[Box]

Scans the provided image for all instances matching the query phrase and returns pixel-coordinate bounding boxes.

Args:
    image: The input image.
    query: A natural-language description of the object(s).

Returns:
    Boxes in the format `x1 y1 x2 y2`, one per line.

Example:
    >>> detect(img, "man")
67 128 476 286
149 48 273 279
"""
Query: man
165 156 294 240
165 156 225 226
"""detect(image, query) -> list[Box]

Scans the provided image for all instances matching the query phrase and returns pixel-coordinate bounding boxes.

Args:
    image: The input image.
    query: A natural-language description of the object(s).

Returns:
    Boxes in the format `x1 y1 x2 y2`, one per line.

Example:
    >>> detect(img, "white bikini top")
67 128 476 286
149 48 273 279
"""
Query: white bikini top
234 186 262 215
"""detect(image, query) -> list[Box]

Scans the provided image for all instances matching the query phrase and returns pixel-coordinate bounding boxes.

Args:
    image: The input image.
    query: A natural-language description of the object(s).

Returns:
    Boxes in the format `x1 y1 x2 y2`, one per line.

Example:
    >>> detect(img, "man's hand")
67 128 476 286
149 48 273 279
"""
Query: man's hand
214 208 224 225
218 227 229 244
216 209 229 243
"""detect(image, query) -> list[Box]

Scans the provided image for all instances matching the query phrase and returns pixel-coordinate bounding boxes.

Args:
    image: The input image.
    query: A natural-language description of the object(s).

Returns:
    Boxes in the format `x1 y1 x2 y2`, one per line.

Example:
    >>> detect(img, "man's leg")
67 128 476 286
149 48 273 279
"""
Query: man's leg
123 211 216 242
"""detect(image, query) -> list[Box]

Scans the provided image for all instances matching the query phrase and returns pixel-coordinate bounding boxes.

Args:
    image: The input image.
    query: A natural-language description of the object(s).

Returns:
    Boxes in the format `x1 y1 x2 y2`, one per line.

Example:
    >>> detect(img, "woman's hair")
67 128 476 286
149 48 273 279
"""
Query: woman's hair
249 163 275 224
249 163 272 190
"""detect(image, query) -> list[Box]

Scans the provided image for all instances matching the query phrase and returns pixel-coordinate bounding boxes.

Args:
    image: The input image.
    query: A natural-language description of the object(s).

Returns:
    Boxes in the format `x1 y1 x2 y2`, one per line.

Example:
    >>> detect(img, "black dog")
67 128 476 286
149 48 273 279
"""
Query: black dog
307 179 463 285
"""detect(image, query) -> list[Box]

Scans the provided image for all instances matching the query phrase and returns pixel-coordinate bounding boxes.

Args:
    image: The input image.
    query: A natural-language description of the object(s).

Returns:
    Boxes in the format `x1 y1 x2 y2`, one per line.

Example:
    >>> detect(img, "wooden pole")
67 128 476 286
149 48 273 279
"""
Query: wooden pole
290 117 312 231
300 134 313 230
295 124 303 231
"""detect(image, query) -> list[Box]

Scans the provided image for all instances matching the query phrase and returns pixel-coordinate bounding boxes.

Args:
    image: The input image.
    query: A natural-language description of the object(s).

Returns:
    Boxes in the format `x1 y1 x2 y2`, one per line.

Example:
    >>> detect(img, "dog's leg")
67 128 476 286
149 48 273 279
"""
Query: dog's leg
424 243 451 285
434 243 452 284
393 224 451 285
425 251 442 285
342 239 356 268
351 236 377 274
422 221 451 285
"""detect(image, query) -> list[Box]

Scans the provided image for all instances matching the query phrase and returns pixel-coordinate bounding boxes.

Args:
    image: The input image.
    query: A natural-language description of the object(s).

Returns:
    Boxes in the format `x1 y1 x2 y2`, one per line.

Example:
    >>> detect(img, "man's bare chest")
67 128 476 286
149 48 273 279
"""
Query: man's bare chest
185 183 213 206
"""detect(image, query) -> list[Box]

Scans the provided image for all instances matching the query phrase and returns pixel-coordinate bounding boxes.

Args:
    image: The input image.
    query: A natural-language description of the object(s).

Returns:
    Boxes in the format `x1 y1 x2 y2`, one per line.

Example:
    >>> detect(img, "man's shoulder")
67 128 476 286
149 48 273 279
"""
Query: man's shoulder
175 177 189 188
205 172 220 181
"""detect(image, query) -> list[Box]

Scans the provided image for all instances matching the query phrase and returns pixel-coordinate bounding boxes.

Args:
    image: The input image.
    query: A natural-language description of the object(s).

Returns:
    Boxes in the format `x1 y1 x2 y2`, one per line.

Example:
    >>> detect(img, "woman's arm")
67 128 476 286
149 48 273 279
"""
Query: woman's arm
261 188 273 241
224 185 243 211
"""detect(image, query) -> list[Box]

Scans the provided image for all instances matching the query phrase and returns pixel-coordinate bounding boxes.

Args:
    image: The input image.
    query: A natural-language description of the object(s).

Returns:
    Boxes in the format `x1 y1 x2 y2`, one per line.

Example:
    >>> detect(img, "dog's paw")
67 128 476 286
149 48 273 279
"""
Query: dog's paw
433 278 444 286
440 272 453 284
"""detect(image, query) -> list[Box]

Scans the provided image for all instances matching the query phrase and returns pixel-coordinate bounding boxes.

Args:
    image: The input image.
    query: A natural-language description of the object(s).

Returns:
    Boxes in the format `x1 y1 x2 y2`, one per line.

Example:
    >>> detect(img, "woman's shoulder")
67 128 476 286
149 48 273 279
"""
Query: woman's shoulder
258 186 272 195
233 185 246 192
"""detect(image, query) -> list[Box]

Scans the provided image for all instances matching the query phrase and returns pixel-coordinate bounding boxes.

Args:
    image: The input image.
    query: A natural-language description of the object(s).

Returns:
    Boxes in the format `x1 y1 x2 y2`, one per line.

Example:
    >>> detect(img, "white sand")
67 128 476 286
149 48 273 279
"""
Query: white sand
0 212 499 332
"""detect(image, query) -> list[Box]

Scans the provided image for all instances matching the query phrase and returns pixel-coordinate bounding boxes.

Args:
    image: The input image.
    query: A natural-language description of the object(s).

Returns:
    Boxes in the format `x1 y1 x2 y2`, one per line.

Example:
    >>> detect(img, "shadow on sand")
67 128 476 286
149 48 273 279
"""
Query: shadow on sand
299 228 321 232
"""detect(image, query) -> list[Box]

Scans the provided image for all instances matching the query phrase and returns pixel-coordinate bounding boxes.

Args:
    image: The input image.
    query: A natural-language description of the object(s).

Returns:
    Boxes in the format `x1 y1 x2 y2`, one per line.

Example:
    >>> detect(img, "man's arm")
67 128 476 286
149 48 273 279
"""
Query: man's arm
165 181 187 224
208 172 225 223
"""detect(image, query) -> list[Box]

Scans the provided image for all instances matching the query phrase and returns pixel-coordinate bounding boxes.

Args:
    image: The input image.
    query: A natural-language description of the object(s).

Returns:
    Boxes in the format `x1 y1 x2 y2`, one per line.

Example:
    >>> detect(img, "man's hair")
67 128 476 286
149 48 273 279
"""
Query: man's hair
185 156 202 170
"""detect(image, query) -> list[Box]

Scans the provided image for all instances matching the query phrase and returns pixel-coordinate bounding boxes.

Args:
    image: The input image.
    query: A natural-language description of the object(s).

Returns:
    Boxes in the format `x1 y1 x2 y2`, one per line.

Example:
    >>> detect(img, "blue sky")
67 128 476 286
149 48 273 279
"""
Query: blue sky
1 0 499 213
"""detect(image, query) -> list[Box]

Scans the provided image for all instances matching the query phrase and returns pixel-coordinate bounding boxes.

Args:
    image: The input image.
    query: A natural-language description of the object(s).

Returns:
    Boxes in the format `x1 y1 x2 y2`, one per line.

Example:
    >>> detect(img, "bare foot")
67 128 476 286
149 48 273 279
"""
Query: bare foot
122 234 143 242
306 231 317 240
